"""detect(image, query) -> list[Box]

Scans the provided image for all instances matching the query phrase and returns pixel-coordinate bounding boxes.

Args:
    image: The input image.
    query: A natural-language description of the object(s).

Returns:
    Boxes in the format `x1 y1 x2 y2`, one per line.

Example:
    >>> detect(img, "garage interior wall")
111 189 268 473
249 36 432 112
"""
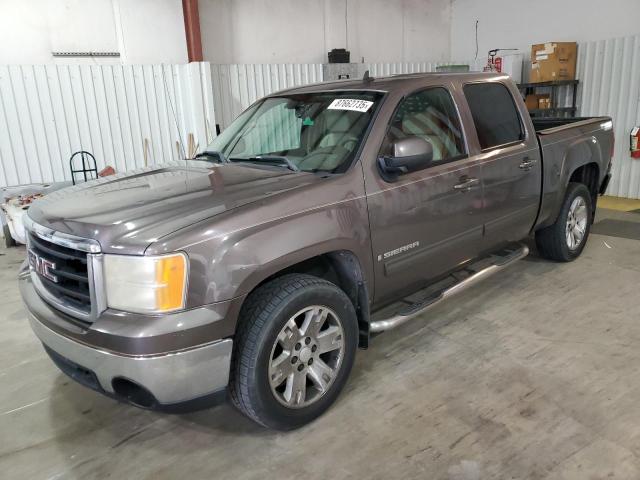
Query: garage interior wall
578 35 640 199
1 0 640 196
0 63 216 186
0 0 452 66
199 0 452 64
451 0 640 62
0 0 188 64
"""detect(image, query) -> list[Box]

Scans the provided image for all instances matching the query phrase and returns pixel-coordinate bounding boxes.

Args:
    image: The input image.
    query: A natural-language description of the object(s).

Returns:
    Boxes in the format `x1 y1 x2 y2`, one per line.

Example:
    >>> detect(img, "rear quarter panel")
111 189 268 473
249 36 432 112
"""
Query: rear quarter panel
536 117 613 229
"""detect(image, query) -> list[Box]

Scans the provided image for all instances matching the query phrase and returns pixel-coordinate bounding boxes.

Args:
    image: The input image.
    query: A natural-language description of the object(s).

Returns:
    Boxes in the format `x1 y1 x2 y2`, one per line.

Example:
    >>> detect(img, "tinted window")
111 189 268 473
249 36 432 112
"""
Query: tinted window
381 87 465 164
464 83 524 149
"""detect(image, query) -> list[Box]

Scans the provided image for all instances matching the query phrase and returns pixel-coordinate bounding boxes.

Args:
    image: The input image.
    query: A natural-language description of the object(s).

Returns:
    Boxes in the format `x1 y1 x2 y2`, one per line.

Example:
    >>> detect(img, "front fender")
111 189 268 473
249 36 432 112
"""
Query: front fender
151 195 373 308
224 205 373 303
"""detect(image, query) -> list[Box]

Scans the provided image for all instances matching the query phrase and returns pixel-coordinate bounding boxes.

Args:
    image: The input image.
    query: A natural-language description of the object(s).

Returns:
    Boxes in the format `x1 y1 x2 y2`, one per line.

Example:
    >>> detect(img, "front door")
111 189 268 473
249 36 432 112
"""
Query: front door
364 85 485 305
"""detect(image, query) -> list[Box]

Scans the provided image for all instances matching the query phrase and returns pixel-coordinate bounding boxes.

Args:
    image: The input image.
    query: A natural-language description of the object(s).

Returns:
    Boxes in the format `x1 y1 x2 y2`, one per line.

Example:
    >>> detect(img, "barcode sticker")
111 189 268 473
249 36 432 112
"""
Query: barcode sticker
328 99 373 112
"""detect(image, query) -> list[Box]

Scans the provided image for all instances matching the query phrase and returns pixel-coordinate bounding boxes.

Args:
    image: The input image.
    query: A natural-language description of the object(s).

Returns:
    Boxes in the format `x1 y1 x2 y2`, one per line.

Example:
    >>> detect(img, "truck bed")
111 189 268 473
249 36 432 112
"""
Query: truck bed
532 116 608 133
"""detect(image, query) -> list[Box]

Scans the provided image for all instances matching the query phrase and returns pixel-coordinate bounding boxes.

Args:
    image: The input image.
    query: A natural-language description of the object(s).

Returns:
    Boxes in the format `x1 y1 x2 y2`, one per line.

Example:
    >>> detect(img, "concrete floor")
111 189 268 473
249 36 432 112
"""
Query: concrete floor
2 208 640 480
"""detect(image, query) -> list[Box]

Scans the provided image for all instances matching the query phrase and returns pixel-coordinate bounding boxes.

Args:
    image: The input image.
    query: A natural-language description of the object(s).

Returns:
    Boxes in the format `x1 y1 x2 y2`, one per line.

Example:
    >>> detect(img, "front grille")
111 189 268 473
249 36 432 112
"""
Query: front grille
28 232 91 313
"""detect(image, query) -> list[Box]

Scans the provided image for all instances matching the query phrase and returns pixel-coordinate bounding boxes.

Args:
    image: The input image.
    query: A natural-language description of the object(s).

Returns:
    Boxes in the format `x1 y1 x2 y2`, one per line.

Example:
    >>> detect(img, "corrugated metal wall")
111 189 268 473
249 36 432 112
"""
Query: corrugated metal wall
2 46 639 196
577 34 640 198
365 61 459 76
0 62 215 188
210 63 323 129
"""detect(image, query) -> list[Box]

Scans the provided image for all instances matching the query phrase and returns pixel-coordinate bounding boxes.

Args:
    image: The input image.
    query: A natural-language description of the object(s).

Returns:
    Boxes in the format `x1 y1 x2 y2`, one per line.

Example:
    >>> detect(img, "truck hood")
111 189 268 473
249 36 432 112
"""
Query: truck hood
27 161 321 254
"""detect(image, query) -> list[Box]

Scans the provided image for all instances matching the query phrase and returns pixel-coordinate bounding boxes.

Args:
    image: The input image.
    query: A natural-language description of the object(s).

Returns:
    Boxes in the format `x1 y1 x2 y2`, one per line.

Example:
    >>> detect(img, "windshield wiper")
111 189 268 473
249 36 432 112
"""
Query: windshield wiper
229 155 300 172
194 150 228 163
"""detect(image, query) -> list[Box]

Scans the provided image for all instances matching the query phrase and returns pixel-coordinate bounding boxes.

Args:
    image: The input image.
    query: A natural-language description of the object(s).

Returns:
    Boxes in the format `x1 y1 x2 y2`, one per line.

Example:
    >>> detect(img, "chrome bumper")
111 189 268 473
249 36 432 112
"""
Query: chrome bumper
21 270 233 406
29 316 232 405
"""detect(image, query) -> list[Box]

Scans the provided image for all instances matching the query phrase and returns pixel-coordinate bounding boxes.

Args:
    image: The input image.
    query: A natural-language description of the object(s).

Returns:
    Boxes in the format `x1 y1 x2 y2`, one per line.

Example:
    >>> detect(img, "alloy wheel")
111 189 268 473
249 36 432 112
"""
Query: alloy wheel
566 196 588 250
268 306 344 409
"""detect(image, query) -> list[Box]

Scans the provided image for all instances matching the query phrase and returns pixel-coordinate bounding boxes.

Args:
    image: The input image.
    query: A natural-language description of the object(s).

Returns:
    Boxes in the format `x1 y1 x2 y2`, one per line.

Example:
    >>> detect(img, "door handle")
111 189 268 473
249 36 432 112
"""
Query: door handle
519 157 537 171
453 177 479 192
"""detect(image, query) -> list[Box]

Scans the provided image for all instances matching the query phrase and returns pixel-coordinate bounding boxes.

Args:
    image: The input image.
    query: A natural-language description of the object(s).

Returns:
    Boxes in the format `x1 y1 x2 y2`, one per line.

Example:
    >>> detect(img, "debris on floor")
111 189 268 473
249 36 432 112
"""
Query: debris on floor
1 182 72 246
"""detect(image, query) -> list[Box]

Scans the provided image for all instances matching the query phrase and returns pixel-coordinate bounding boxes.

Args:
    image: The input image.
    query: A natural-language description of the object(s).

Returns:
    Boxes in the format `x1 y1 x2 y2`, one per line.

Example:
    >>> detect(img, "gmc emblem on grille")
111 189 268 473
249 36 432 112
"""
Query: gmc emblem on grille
28 249 59 283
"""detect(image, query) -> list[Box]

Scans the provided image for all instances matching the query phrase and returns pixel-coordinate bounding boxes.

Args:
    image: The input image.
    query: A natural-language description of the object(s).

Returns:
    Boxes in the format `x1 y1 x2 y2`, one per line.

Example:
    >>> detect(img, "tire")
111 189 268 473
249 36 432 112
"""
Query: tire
229 273 358 430
535 182 593 262
3 223 17 248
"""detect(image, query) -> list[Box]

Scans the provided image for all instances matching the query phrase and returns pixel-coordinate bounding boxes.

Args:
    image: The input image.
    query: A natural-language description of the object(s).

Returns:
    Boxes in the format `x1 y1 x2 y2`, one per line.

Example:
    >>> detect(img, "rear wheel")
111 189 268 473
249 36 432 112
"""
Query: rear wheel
229 274 357 430
535 182 592 262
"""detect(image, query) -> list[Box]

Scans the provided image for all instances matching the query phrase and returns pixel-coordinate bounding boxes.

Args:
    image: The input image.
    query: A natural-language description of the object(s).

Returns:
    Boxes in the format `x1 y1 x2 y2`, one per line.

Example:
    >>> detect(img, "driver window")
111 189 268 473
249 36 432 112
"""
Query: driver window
381 87 466 164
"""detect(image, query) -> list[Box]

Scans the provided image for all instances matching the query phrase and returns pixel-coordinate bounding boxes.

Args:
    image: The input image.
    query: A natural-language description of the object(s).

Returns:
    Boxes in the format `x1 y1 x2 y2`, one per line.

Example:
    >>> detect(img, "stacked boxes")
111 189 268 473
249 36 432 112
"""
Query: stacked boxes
530 42 577 83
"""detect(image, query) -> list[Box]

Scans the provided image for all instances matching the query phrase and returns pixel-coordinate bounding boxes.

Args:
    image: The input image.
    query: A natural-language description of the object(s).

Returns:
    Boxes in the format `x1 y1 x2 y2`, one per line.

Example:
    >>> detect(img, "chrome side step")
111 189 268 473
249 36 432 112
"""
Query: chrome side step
369 244 530 333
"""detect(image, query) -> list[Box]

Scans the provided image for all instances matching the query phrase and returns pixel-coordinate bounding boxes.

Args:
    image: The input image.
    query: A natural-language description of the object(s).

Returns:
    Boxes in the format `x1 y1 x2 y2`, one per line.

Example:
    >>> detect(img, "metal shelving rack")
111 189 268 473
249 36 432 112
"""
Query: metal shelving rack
517 79 579 118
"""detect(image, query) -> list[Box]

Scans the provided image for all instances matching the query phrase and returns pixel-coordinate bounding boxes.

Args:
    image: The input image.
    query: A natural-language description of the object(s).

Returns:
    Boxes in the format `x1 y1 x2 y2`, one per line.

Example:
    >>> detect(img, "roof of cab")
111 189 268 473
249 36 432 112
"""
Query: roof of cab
272 71 508 96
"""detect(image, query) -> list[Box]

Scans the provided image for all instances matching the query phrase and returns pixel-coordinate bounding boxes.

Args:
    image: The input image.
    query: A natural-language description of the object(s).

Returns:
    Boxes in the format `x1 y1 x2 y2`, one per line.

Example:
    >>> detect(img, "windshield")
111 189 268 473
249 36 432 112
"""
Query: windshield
205 91 384 173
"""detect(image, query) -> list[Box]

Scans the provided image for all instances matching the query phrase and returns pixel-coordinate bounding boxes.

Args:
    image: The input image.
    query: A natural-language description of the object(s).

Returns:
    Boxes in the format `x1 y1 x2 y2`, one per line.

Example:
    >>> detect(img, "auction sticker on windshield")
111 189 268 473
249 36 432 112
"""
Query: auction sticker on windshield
328 99 373 112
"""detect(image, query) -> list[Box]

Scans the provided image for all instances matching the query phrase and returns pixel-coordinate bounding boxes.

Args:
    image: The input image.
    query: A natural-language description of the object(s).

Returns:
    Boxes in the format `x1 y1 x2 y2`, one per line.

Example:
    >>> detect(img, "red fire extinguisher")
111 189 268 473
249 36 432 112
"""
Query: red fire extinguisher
631 127 640 159
494 56 502 73
484 48 517 73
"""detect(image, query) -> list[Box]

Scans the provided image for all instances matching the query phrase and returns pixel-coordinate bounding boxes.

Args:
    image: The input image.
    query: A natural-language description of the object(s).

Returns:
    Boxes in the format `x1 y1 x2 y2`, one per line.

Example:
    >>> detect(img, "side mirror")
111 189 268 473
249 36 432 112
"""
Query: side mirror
377 137 433 181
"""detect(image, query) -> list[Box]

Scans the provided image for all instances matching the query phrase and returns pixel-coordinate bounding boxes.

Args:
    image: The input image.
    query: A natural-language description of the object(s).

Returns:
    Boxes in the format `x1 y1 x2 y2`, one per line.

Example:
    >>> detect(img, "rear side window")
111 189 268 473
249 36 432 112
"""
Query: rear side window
463 83 524 149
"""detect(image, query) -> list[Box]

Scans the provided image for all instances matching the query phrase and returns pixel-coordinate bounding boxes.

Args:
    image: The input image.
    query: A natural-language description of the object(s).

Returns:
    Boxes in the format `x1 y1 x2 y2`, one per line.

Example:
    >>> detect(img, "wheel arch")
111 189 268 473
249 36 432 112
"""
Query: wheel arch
238 250 372 348
568 162 600 219
537 136 603 230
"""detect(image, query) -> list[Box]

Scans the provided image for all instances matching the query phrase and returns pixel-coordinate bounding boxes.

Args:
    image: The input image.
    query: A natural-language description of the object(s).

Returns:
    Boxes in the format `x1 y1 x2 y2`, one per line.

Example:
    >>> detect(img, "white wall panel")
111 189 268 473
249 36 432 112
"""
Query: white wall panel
200 0 452 65
210 63 323 129
451 0 640 62
4 49 637 197
0 0 188 65
0 62 215 188
577 35 640 199
365 61 455 76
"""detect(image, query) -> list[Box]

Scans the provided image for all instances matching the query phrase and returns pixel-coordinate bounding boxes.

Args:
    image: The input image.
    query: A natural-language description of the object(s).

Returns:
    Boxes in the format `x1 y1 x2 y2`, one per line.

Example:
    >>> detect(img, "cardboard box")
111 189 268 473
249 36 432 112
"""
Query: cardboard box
530 42 577 83
538 96 551 109
525 93 551 111
525 94 540 110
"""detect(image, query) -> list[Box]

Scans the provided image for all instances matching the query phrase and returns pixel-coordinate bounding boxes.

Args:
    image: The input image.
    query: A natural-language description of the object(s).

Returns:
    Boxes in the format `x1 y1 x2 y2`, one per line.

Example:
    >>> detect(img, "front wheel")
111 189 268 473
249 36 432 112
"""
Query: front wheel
229 274 358 430
535 182 593 262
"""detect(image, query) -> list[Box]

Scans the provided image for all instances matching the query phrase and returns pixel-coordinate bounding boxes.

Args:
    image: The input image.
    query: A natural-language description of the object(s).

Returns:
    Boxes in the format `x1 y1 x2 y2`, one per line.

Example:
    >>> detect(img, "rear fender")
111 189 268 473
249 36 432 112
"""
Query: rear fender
538 134 603 229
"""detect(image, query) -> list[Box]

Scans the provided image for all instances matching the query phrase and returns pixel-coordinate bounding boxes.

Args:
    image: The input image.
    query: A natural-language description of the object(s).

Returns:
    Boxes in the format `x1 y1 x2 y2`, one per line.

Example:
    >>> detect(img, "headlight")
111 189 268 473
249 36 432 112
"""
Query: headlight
104 253 188 314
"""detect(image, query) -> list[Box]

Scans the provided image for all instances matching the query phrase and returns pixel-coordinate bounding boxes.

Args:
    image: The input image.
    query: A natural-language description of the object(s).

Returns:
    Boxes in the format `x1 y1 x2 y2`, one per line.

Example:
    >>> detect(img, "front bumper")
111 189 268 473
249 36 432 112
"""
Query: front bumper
20 270 235 409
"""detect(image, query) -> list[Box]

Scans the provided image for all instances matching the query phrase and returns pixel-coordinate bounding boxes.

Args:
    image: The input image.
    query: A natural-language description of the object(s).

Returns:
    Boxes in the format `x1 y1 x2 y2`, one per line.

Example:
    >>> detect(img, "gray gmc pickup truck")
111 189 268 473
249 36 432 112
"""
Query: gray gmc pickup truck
19 72 613 429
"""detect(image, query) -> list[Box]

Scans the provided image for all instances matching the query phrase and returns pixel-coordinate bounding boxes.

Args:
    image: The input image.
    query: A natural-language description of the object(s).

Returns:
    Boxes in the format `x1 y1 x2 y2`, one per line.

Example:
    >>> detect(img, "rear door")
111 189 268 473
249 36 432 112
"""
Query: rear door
364 85 485 305
460 81 542 248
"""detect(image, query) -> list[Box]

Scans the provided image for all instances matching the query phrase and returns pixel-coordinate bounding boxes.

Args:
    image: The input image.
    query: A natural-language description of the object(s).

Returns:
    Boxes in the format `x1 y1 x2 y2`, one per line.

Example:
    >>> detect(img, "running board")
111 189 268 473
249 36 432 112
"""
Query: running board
369 244 530 333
